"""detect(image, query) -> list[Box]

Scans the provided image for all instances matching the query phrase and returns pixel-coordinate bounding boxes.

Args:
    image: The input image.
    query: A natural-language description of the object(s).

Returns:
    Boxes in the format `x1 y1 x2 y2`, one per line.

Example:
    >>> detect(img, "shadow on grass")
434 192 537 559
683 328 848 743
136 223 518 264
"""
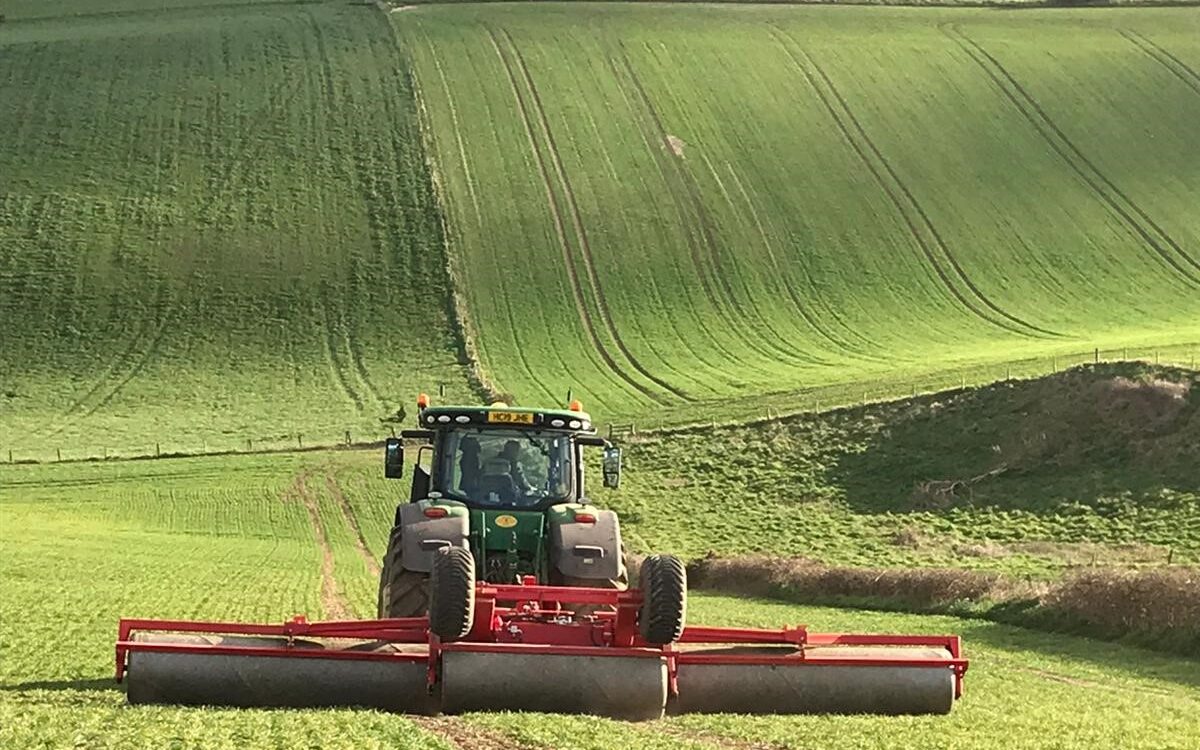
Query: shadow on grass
956 614 1200 690
0 677 120 692
834 364 1200 516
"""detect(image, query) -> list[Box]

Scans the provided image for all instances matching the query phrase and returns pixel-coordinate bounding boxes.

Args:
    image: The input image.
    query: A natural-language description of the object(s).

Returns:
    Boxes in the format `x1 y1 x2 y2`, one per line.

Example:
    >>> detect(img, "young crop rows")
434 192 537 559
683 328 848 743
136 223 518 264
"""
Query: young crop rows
399 4 1200 421
2 449 1198 749
0 2 475 459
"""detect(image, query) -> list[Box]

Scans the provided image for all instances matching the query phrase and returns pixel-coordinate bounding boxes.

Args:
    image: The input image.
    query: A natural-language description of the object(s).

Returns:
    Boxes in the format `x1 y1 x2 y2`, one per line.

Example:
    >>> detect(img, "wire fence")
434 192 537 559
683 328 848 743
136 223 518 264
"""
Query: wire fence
3 344 1197 464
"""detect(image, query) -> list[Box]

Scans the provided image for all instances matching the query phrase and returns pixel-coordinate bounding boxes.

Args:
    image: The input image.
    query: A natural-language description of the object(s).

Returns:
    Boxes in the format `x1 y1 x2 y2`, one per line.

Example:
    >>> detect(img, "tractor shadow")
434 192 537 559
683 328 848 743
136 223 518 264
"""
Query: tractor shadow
833 365 1200 517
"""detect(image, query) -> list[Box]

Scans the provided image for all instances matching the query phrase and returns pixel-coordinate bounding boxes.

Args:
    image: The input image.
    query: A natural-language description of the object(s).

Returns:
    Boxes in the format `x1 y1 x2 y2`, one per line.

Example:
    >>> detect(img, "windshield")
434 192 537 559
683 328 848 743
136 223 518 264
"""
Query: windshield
439 428 574 508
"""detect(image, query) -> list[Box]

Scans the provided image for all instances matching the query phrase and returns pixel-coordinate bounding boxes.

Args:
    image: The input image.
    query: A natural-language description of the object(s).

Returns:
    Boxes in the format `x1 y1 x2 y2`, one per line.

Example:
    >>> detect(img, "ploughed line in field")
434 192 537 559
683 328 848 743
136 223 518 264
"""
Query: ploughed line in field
690 147 837 368
945 25 1200 289
485 26 674 407
422 32 484 231
308 11 411 417
771 26 1059 341
501 29 694 402
321 290 368 413
700 150 874 363
614 45 833 372
410 32 557 407
46 285 176 437
286 469 353 621
562 59 740 398
326 471 380 578
643 73 838 370
41 313 154 436
1120 29 1200 98
598 54 780 383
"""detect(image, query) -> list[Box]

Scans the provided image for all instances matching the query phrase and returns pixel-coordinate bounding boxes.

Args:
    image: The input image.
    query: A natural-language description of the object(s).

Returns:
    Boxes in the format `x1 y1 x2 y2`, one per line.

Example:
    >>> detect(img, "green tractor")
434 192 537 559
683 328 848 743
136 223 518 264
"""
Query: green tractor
378 396 686 644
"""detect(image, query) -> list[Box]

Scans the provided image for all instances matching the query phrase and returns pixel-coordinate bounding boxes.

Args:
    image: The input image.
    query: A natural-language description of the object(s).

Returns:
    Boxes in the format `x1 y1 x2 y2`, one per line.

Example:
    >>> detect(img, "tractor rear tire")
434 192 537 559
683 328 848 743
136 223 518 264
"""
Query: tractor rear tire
638 554 687 645
429 546 475 641
377 526 430 619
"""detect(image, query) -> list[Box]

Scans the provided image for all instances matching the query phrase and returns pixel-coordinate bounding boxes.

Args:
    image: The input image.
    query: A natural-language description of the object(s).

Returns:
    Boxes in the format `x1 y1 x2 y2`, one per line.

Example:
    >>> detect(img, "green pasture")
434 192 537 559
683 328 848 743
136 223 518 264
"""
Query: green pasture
2 448 1198 748
3 4 1200 456
400 3 1200 416
0 1 474 460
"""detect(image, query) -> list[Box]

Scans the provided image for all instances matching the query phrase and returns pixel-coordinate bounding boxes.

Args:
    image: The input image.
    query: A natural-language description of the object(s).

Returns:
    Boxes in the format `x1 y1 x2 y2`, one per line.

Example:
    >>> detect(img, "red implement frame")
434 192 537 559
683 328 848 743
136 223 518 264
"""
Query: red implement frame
116 580 968 700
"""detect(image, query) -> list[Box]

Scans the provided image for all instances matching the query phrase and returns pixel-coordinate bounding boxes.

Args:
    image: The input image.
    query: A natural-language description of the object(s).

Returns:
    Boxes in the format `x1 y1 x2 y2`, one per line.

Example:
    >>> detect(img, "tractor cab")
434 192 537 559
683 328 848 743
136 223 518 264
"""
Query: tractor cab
383 398 621 509
380 396 626 587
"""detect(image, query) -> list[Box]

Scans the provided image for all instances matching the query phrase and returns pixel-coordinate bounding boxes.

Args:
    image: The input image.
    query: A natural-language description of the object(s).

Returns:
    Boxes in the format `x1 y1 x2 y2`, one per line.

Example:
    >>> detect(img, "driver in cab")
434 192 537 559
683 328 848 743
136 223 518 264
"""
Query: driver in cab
496 440 534 497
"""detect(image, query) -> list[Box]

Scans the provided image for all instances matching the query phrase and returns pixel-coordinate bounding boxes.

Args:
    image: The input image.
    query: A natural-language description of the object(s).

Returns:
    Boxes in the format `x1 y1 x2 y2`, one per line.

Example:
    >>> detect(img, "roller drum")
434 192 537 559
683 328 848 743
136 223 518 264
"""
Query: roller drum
674 647 956 715
440 650 667 721
125 634 431 712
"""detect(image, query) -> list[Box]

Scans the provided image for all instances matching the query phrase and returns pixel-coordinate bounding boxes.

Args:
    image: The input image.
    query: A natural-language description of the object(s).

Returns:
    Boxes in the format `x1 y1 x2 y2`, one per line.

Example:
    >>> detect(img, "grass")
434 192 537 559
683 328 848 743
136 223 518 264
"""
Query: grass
4 3 1200 455
610 364 1200 574
0 1 477 461
400 3 1200 421
3 448 1199 749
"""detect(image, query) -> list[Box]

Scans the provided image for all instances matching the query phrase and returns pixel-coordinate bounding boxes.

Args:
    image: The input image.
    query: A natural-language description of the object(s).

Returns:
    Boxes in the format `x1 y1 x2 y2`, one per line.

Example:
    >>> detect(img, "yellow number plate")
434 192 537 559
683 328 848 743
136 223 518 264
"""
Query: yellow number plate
487 411 534 424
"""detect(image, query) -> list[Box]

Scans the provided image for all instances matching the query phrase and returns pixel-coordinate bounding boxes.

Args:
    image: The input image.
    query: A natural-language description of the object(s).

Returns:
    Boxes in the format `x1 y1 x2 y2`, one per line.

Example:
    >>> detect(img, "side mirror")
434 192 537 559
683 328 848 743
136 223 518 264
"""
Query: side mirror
601 446 622 489
384 438 404 479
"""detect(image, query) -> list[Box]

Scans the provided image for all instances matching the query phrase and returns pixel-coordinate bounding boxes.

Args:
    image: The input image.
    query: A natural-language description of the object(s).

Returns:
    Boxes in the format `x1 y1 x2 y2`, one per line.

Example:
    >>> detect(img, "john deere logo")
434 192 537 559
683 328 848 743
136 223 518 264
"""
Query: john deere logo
495 515 518 528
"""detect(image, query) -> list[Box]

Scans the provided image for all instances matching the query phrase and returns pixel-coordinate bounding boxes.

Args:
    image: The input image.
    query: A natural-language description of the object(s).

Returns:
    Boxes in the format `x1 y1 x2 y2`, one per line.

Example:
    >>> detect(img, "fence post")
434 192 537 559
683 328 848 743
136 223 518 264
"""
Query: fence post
345 430 352 445
1052 355 1057 372
1094 348 1099 364
298 434 303 449
1123 347 1128 360
1155 350 1160 364
56 447 62 462
155 443 161 457
7 449 11 463
102 447 107 460
247 438 252 451
1006 365 1011 380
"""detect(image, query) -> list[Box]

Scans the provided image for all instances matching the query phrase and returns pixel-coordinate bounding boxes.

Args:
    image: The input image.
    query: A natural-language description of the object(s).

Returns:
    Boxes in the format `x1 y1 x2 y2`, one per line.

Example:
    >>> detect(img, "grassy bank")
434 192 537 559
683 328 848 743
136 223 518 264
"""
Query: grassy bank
690 555 1200 657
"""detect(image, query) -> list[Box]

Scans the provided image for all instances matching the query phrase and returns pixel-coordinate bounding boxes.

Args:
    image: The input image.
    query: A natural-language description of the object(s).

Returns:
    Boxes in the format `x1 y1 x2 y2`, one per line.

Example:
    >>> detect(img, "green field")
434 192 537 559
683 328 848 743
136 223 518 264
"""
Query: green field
3 3 1200 746
614 364 1200 573
401 3 1200 419
3 3 1200 457
3 450 1198 749
0 1 476 460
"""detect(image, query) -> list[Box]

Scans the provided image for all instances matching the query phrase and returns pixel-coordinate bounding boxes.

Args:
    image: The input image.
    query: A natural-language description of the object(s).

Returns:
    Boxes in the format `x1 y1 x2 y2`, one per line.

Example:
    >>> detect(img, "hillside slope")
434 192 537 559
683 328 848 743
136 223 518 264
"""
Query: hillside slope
0 2 475 457
399 4 1200 419
4 3 1199 456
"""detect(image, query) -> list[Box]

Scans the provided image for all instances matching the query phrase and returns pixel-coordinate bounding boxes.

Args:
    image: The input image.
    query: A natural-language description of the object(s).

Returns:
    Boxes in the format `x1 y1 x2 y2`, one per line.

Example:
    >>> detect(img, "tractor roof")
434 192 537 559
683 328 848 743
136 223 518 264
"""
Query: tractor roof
417 404 596 433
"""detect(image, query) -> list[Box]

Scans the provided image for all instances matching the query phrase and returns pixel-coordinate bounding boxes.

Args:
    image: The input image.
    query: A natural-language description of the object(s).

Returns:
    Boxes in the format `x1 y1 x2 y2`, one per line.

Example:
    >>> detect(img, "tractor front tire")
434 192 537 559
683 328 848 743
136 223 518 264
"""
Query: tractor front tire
638 554 687 645
377 526 430 619
429 546 476 641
